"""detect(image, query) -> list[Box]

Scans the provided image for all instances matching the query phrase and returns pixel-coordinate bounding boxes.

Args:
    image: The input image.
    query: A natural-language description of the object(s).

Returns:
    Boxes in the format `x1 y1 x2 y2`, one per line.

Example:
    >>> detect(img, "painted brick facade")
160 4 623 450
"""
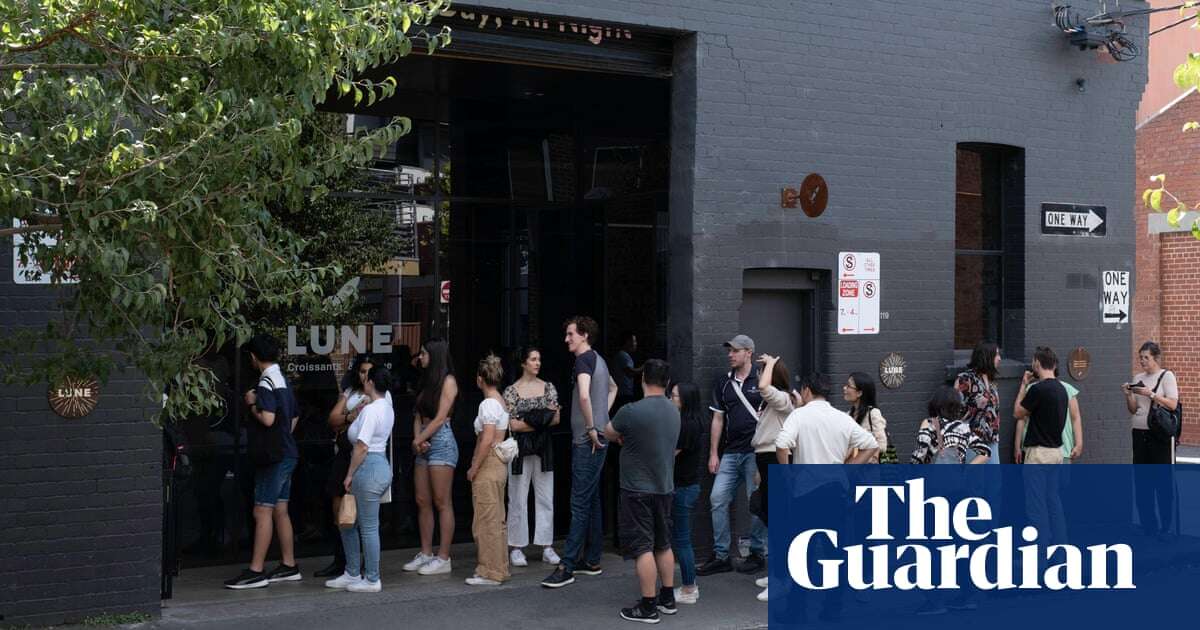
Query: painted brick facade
1134 89 1200 445
1 0 1149 623
492 0 1145 464
0 258 162 623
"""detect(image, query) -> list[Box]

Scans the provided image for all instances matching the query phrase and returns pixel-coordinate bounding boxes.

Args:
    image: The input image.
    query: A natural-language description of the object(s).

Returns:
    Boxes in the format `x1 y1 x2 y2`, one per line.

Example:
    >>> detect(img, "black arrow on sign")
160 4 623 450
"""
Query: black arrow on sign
1103 310 1127 321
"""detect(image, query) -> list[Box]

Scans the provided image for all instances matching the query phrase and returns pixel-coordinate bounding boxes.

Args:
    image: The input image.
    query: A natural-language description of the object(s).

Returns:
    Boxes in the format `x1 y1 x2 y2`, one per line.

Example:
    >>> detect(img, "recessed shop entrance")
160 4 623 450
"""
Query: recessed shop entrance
166 27 676 585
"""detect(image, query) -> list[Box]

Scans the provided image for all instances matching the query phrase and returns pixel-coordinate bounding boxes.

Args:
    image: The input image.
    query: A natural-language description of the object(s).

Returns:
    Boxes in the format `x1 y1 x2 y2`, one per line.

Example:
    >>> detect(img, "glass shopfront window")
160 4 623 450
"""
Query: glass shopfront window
171 55 670 569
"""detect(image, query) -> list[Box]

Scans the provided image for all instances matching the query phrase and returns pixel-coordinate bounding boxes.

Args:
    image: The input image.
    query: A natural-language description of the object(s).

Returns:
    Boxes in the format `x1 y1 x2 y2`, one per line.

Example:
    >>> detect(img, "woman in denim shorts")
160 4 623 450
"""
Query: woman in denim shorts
403 338 460 576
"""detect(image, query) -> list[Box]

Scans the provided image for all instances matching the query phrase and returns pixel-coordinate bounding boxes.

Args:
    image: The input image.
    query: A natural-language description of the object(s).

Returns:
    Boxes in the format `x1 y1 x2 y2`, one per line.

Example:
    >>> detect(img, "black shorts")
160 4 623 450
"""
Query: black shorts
619 490 673 559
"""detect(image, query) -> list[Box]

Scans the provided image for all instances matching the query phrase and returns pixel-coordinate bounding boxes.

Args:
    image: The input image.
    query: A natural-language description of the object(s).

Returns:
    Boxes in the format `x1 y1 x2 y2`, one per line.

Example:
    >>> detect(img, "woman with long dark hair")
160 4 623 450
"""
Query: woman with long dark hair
404 338 459 576
667 381 706 605
956 342 1002 464
503 346 561 568
843 372 887 463
317 355 391 578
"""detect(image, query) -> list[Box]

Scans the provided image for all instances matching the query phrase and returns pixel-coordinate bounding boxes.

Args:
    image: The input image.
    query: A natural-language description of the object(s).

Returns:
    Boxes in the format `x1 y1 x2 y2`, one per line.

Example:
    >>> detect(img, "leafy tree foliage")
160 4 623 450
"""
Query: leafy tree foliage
0 0 451 421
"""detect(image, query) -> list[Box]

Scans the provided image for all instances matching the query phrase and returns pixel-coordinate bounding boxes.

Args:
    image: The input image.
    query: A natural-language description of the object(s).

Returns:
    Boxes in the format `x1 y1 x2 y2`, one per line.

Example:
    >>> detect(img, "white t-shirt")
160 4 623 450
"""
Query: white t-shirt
344 388 392 414
1130 369 1179 430
348 398 394 453
775 400 878 464
473 397 509 435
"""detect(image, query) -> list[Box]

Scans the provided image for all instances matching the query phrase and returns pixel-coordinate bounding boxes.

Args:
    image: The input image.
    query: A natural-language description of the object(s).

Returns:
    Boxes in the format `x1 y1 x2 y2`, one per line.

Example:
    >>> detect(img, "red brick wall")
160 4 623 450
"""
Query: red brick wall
1135 91 1200 445
1160 234 1200 445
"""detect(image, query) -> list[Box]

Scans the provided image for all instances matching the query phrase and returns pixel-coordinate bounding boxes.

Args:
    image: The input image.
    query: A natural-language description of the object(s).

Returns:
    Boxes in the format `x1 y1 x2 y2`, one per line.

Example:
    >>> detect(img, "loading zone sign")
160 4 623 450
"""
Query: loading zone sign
1101 270 1130 325
838 252 880 335
1041 203 1106 237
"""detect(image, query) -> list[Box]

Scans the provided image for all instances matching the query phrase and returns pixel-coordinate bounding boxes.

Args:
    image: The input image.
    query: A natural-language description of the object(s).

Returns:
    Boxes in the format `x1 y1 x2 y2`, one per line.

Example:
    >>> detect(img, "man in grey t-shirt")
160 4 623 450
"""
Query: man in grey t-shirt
542 316 618 589
604 359 680 623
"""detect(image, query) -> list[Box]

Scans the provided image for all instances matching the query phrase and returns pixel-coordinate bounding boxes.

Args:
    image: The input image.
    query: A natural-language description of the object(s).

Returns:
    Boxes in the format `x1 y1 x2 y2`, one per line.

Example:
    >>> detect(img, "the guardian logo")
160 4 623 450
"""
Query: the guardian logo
787 479 1135 591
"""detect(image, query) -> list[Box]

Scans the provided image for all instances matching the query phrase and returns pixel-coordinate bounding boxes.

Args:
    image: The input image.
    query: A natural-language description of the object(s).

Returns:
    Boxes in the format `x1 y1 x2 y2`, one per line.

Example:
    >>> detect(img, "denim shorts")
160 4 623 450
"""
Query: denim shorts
254 456 297 507
415 423 458 468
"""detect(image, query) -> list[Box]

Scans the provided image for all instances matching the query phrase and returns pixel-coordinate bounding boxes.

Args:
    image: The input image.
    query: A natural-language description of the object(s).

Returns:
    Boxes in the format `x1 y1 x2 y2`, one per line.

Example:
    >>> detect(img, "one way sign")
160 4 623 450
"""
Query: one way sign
1101 270 1130 325
1041 203 1106 237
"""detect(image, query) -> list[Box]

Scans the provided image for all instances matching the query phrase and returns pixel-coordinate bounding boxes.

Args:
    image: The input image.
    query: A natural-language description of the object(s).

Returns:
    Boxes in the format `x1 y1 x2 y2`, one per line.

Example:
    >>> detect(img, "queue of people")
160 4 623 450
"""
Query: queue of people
221 324 1184 622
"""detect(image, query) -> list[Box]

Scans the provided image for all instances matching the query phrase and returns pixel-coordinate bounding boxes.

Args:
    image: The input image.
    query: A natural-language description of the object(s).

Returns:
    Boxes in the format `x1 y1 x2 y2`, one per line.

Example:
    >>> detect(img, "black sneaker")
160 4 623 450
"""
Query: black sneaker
736 552 765 574
541 566 576 588
313 561 344 578
656 596 677 615
620 602 661 624
575 564 603 576
266 563 302 583
695 557 733 576
223 569 268 590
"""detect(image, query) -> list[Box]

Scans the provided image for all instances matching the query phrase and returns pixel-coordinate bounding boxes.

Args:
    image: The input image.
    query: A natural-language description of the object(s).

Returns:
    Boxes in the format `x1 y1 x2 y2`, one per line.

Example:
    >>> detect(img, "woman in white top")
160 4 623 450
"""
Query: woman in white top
325 365 394 592
843 371 888 463
750 354 795 603
319 355 392 579
1124 341 1179 536
466 354 511 586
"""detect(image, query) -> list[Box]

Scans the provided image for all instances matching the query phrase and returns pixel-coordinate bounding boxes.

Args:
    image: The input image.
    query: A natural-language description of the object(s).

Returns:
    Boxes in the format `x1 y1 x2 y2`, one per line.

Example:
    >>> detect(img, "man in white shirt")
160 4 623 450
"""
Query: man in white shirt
775 373 879 465
770 372 875 623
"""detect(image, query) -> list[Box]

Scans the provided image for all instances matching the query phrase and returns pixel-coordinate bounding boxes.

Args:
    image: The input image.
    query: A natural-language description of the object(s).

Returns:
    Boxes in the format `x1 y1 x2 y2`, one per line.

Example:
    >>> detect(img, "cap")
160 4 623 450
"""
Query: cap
722 334 755 352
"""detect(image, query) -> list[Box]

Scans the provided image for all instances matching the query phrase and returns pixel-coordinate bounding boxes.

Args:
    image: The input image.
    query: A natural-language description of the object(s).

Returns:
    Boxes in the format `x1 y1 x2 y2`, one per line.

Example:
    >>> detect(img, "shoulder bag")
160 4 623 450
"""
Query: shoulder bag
1148 371 1182 443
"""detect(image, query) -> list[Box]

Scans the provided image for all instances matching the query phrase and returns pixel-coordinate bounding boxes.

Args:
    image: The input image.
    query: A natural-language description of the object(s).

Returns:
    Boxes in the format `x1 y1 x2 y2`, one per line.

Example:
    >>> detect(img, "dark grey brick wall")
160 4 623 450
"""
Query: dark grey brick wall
0 251 161 624
491 0 1146 464
0 1 1147 622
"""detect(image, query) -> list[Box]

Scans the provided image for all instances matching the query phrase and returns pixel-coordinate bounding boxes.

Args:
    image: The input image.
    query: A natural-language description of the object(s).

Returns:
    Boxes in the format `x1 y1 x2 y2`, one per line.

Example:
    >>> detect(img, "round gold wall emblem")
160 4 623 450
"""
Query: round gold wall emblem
48 376 100 419
879 353 906 389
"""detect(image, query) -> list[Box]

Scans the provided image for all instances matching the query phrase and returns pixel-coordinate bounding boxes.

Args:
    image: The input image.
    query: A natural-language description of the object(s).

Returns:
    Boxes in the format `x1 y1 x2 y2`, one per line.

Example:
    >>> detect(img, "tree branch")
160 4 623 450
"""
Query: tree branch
0 221 64 237
3 11 97 53
0 63 116 72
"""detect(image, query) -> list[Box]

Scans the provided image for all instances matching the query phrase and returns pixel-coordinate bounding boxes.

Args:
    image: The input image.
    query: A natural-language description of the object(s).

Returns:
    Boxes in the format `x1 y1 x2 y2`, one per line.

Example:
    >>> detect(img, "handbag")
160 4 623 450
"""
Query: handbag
867 407 898 464
494 427 519 464
1148 371 1182 442
337 493 357 530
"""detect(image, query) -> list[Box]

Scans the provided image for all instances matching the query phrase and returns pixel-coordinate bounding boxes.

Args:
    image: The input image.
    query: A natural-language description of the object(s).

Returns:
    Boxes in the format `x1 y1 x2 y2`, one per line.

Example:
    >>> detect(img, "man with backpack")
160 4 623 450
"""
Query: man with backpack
224 334 303 589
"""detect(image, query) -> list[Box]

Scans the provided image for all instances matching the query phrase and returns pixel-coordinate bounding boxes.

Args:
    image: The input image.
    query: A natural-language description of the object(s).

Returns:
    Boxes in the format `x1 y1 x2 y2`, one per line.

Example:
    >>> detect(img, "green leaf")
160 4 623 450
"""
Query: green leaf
1150 189 1164 211
1193 218 1200 240
1168 205 1183 227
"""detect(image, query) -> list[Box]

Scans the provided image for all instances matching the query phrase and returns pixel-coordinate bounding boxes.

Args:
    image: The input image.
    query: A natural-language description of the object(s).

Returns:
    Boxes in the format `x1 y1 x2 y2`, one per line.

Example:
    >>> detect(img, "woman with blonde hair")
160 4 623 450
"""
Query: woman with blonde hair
465 354 511 585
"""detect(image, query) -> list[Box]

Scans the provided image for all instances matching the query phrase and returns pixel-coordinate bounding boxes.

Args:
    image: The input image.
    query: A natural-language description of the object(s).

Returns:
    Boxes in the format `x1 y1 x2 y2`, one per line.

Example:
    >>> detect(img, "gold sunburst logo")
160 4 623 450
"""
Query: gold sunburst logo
879 353 907 390
48 376 100 419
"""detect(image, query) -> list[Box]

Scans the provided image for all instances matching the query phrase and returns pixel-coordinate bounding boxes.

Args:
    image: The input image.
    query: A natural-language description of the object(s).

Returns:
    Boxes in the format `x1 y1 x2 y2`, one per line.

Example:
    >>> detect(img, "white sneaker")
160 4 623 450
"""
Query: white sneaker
675 586 700 604
403 552 434 572
418 556 452 575
755 576 769 588
347 579 382 593
465 575 502 586
324 572 363 590
756 586 769 602
541 548 561 565
510 549 528 567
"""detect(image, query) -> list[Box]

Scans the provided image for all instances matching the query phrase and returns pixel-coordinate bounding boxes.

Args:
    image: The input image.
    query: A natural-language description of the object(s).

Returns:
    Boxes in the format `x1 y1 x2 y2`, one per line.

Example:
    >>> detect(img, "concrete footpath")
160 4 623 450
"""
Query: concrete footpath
147 543 768 630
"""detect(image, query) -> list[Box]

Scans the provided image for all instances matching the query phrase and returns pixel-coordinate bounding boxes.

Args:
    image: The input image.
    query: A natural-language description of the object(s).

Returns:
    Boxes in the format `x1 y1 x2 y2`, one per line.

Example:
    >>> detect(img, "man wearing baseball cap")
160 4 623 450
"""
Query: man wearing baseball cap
696 334 768 576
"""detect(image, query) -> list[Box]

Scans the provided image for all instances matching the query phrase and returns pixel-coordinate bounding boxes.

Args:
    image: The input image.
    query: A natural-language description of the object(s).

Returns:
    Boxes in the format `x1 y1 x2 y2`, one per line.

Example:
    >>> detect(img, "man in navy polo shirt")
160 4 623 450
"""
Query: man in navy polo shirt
224 334 302 589
696 334 768 576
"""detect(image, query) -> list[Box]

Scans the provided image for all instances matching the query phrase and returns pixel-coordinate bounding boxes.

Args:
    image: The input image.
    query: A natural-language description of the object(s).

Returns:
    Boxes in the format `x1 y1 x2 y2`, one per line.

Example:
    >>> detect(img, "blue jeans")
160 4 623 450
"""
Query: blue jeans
341 453 392 583
672 483 700 586
710 452 767 560
561 442 607 573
